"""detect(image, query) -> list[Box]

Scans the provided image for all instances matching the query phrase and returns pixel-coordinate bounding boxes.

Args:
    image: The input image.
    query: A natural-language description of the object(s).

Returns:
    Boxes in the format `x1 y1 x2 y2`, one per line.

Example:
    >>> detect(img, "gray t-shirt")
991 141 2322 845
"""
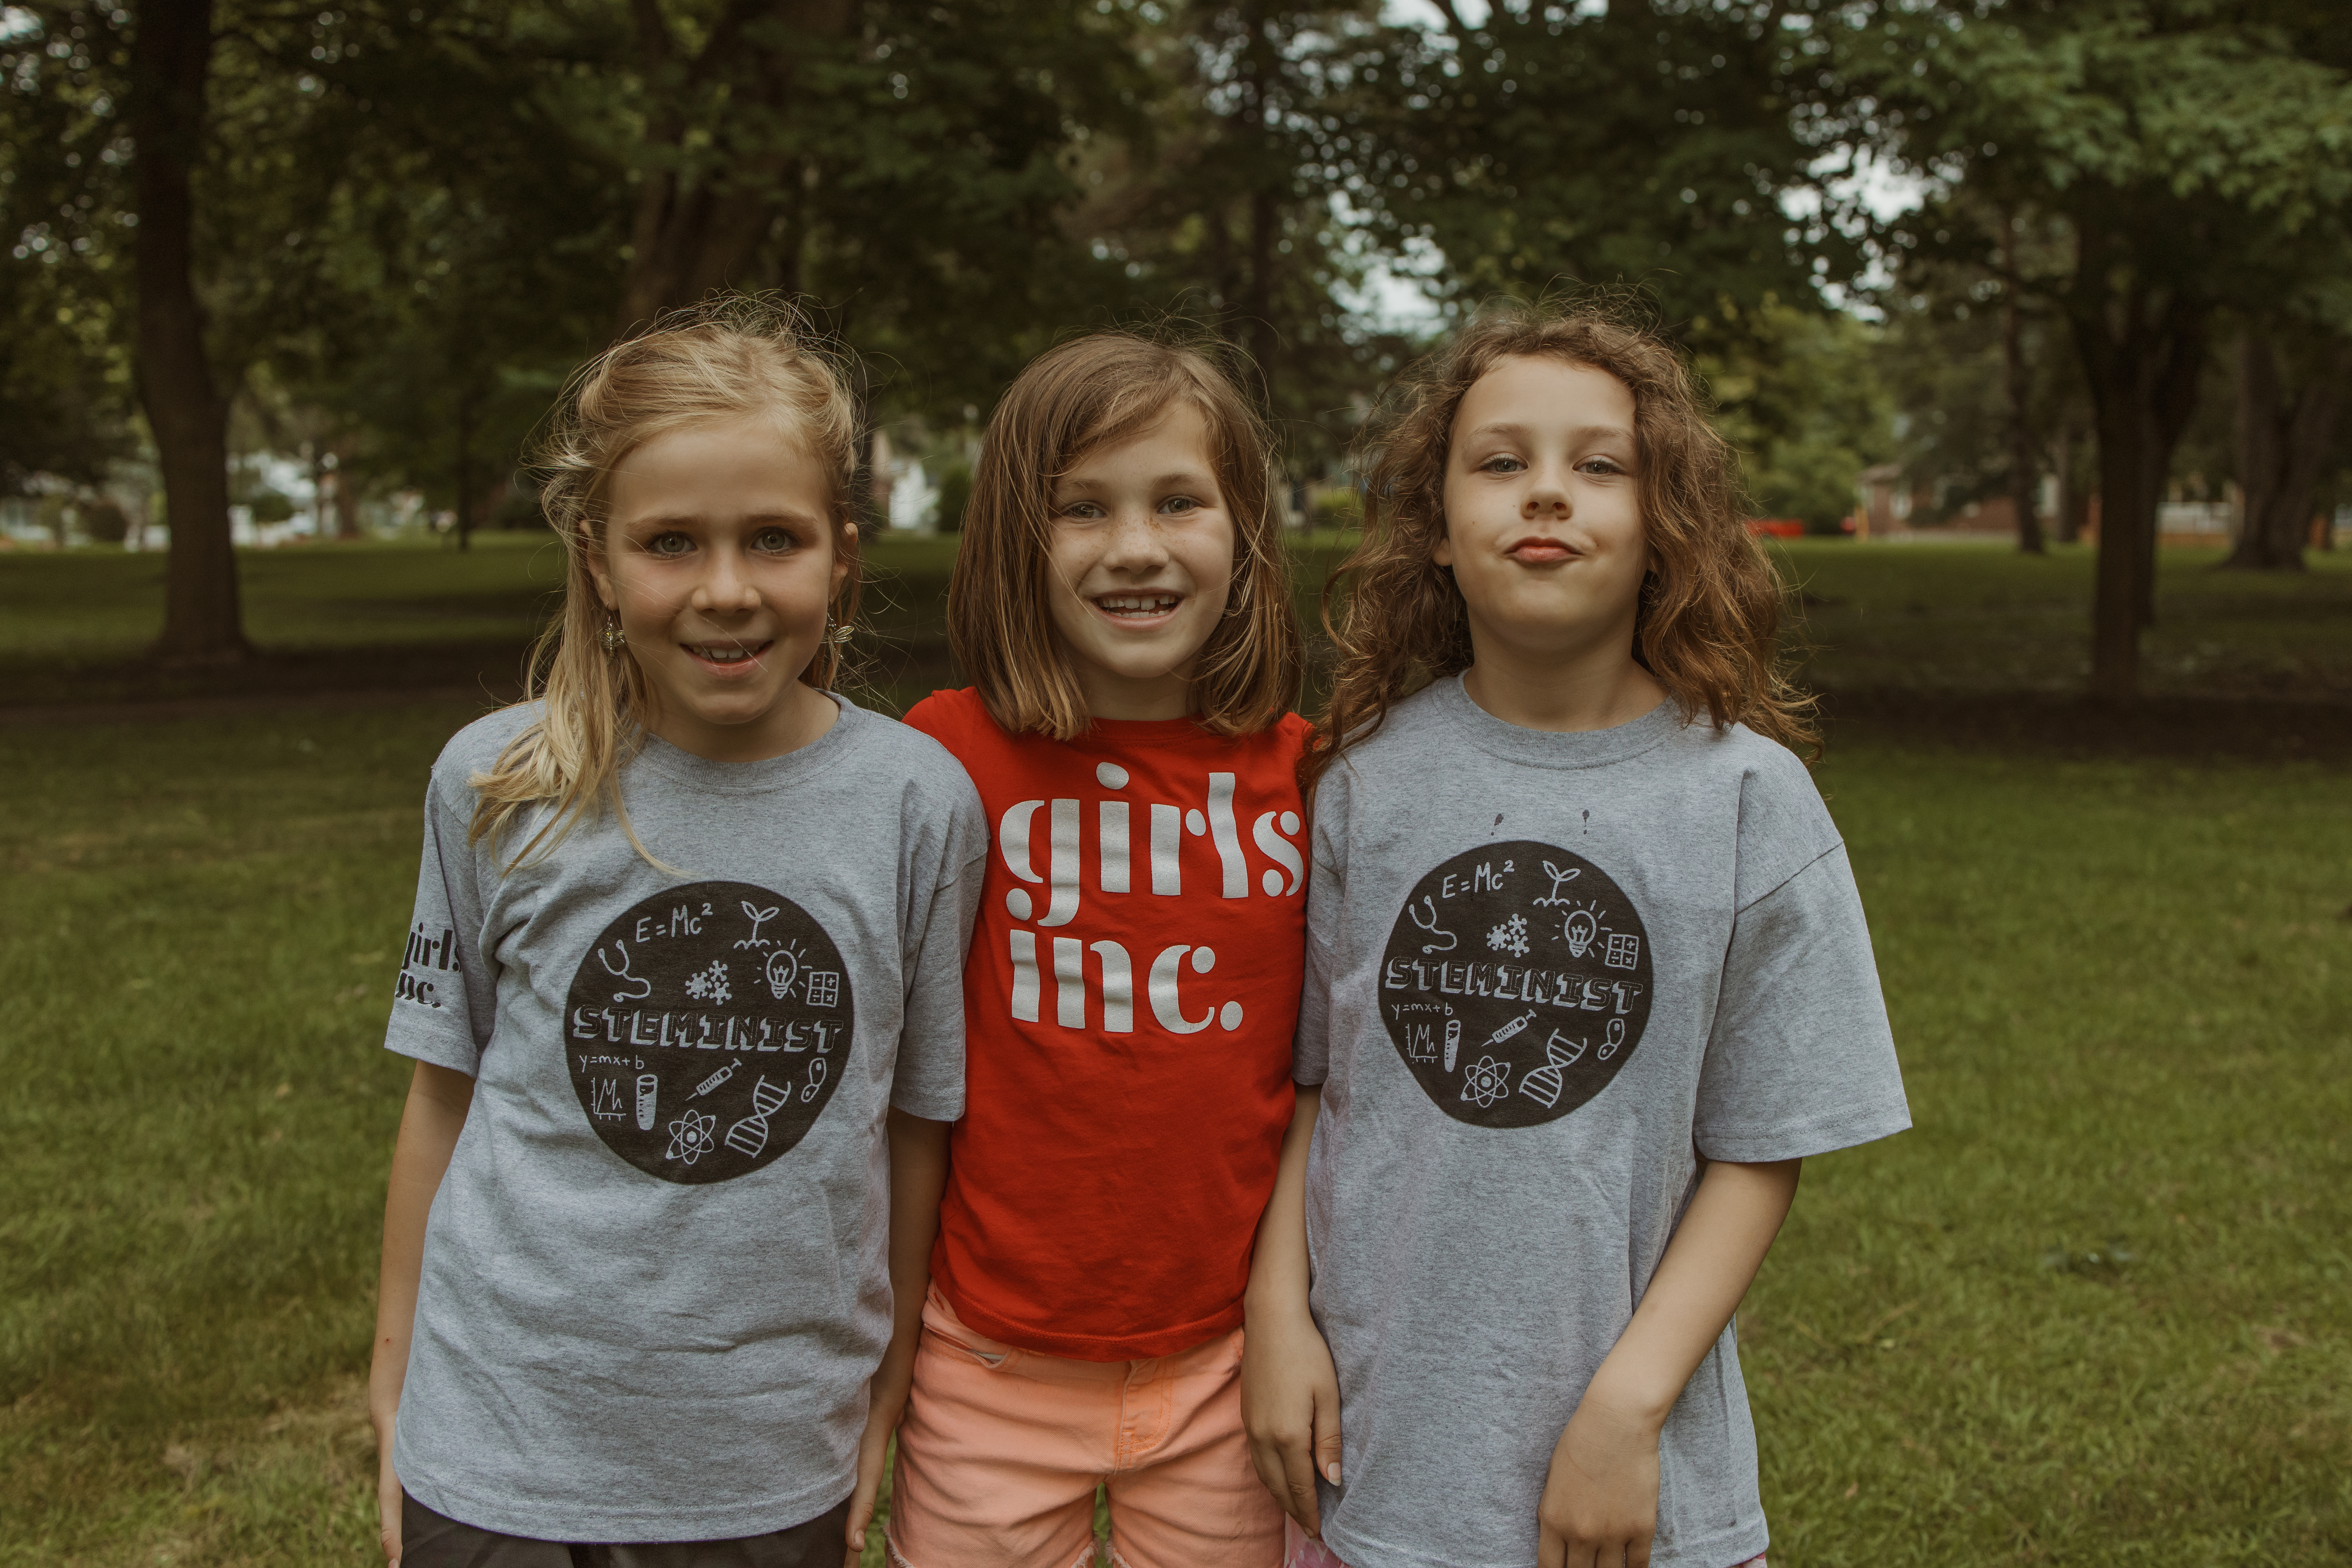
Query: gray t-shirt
1296 678 1909 1568
385 695 986 1543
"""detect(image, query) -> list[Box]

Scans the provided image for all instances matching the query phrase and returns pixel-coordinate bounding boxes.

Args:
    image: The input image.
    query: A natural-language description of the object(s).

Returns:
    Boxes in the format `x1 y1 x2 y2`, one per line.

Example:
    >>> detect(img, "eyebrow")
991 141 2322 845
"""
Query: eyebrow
1462 421 1635 443
618 509 824 528
1053 470 1219 494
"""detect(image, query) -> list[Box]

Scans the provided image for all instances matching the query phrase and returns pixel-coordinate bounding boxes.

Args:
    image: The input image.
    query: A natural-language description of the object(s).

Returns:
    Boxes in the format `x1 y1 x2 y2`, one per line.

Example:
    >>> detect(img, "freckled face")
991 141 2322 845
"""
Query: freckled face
1044 401 1237 721
1436 356 1651 661
592 416 852 761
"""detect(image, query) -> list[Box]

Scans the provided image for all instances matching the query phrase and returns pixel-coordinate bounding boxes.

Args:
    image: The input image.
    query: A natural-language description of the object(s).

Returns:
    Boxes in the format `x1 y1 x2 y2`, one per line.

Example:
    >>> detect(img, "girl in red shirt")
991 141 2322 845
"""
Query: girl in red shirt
888 333 1310 1568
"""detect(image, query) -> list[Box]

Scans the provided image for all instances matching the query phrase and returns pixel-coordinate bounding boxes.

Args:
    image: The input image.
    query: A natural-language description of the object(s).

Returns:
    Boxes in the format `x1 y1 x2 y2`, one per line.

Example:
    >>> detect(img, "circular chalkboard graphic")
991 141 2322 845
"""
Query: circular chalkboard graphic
563 880 852 1183
1379 841 1652 1129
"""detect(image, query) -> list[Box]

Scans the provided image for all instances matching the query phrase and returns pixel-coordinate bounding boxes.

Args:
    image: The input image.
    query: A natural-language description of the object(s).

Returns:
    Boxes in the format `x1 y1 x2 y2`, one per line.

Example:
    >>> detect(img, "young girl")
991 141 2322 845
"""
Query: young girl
1242 305 1911 1568
367 303 986 1566
887 332 1311 1567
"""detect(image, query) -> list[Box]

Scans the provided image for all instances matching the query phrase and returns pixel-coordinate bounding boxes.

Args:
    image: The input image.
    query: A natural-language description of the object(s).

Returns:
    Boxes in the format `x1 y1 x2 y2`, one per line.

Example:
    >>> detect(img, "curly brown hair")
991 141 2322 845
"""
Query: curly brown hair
1305 300 1815 785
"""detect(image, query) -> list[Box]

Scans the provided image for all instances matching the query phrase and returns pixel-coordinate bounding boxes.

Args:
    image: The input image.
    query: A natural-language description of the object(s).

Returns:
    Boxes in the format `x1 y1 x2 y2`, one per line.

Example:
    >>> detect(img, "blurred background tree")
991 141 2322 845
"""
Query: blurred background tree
4 0 2349 687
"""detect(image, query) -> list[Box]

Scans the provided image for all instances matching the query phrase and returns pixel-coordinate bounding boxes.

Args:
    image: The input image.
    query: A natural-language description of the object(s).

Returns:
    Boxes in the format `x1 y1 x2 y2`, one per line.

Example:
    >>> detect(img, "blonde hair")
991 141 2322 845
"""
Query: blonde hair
949 330 1303 740
1307 300 1816 784
469 297 863 866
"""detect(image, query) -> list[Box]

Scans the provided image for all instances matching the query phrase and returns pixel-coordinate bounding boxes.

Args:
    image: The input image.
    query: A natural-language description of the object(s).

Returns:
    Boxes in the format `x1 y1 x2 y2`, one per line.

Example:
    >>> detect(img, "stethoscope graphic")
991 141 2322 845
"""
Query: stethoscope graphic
1406 896 1458 955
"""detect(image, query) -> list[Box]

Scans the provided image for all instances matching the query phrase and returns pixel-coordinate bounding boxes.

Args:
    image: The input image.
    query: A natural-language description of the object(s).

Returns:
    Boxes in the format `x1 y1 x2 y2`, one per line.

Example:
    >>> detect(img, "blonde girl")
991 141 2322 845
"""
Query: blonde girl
1243 303 1910 1568
368 301 985 1568
886 332 1311 1568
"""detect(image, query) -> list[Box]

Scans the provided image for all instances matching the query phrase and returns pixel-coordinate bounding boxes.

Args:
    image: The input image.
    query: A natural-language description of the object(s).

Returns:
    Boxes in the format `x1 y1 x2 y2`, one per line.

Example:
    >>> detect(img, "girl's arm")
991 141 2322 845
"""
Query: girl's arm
369 1060 476 1568
1538 1157 1801 1568
1241 1084 1343 1539
845 1109 952 1564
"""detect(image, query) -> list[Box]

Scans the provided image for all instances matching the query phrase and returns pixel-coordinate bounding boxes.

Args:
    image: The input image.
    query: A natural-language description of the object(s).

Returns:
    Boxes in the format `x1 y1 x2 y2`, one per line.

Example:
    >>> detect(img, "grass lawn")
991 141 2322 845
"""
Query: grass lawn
2 540 2347 1563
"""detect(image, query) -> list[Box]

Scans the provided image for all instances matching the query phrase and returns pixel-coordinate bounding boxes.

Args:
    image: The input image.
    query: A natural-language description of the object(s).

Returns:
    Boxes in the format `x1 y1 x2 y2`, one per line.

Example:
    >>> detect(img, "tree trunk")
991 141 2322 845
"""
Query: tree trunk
2070 272 2208 701
2001 214 2044 554
453 384 476 553
2052 421 2078 544
614 0 854 338
2221 330 2348 572
134 0 245 663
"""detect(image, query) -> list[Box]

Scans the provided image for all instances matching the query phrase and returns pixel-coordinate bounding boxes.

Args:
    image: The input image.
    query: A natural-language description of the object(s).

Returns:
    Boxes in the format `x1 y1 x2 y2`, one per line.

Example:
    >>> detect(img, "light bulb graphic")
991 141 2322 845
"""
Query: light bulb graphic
1564 908 1599 958
765 942 800 1000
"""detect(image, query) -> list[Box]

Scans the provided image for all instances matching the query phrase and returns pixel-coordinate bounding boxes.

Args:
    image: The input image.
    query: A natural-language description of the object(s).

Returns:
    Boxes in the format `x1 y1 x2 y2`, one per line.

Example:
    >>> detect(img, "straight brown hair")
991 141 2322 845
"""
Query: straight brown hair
1307 299 1817 784
949 331 1303 740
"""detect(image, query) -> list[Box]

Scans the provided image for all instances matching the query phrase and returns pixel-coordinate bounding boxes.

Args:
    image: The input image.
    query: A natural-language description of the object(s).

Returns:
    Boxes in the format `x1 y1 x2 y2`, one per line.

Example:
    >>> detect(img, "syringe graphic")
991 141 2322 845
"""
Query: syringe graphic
1478 1011 1538 1064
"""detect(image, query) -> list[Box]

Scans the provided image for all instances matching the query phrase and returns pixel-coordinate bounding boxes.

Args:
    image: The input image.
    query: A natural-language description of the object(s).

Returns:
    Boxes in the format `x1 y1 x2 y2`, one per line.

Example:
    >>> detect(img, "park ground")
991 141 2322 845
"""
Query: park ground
2 538 2349 1564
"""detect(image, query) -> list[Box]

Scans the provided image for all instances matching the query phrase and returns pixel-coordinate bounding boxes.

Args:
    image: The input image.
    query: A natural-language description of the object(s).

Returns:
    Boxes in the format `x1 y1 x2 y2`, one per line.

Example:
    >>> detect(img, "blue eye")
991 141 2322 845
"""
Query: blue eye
645 532 693 557
753 527 795 553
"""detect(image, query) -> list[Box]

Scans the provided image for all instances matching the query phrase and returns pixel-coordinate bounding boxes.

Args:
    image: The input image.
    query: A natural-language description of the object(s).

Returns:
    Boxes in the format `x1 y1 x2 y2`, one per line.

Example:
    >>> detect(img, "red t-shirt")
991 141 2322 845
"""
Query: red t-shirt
904 688 1310 1359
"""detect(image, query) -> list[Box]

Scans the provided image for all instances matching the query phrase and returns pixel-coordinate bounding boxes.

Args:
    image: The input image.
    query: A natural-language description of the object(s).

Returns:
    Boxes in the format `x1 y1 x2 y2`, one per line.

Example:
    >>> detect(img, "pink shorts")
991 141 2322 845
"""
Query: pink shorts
887 1286 1283 1568
1283 1518 1768 1568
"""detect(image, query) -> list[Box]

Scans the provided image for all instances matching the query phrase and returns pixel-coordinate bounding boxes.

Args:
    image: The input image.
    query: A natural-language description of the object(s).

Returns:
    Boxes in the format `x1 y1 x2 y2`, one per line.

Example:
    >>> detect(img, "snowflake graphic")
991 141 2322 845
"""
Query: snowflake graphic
666 1108 719 1165
1486 914 1530 957
1459 1055 1513 1109
684 960 732 1005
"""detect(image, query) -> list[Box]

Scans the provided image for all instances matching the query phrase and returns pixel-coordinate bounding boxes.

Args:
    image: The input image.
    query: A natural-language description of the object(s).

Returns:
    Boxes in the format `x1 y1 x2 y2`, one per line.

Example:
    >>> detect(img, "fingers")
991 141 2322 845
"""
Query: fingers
1280 1436 1324 1540
1311 1379 1344 1488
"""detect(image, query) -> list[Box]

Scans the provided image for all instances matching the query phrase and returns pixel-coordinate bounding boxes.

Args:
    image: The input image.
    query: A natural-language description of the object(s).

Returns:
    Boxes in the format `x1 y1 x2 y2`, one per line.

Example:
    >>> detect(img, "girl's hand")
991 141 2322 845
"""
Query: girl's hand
1241 1299 1343 1539
373 1422 401 1566
842 1353 911 1566
1536 1393 1661 1568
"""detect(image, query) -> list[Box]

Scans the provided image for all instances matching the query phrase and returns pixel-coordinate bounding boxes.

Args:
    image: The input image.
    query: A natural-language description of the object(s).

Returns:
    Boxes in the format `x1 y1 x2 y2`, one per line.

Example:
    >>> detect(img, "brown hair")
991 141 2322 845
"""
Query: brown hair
469 296 864 867
1306 299 1816 783
949 331 1303 740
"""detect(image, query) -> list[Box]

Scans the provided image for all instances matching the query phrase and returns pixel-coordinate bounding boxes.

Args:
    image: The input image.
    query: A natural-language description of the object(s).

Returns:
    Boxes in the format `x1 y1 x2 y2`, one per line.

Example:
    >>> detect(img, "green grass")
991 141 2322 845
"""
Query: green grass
1775 541 2352 701
7 535 2347 708
2 543 2347 1563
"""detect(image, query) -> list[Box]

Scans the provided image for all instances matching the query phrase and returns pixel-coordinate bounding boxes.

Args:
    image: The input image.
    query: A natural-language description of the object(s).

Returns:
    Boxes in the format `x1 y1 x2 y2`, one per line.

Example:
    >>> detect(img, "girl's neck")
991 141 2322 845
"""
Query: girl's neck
1074 661 1197 724
1459 626 1668 735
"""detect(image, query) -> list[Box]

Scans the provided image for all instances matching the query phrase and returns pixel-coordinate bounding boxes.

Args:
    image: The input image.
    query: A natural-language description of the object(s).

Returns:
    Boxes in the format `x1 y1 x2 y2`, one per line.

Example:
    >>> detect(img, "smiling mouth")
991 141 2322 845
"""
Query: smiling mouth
1093 593 1184 619
685 640 772 666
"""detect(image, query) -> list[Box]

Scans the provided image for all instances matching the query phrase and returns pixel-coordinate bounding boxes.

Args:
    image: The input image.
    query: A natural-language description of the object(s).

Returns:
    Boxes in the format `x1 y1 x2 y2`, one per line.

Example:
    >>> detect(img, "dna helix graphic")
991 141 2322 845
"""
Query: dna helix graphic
1519 1028 1590 1110
724 1074 793 1158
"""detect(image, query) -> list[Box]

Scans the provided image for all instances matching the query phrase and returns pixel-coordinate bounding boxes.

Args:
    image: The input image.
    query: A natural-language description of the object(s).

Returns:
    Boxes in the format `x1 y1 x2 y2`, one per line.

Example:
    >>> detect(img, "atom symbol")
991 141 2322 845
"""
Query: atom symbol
666 1108 718 1165
1459 1055 1512 1109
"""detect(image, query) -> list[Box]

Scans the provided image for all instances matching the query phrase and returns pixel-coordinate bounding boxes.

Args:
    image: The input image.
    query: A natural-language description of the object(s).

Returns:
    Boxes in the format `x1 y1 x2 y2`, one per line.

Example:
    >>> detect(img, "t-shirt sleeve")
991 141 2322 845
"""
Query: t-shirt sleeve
384 771 496 1076
1291 772 1348 1089
1691 844 1910 1162
892 771 987 1120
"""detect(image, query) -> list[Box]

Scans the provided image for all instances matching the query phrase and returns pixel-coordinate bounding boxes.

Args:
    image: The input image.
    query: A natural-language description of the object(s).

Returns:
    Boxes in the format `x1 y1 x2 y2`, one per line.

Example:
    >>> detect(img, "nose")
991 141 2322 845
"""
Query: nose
690 543 762 615
1100 507 1173 574
1523 462 1572 519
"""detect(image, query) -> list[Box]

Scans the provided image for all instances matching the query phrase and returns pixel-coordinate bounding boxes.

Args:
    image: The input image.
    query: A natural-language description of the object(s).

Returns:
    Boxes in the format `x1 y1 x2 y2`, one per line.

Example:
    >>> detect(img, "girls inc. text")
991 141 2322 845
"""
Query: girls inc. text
998 767 1303 1036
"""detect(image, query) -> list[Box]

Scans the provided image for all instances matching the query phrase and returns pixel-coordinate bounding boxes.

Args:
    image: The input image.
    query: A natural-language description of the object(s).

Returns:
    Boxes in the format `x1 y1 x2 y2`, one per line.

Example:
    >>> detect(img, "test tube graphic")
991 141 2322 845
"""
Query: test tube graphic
635 1073 658 1131
1443 1018 1463 1071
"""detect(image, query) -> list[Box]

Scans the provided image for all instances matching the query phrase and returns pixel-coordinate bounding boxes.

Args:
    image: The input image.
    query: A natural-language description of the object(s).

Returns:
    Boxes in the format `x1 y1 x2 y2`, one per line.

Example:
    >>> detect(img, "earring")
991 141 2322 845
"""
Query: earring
827 619 855 647
600 611 627 654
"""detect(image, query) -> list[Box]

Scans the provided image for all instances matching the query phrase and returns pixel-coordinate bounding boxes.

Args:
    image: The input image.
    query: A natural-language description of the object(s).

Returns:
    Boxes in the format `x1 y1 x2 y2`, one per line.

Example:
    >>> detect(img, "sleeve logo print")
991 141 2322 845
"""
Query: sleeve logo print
563 880 853 1183
1380 841 1653 1129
